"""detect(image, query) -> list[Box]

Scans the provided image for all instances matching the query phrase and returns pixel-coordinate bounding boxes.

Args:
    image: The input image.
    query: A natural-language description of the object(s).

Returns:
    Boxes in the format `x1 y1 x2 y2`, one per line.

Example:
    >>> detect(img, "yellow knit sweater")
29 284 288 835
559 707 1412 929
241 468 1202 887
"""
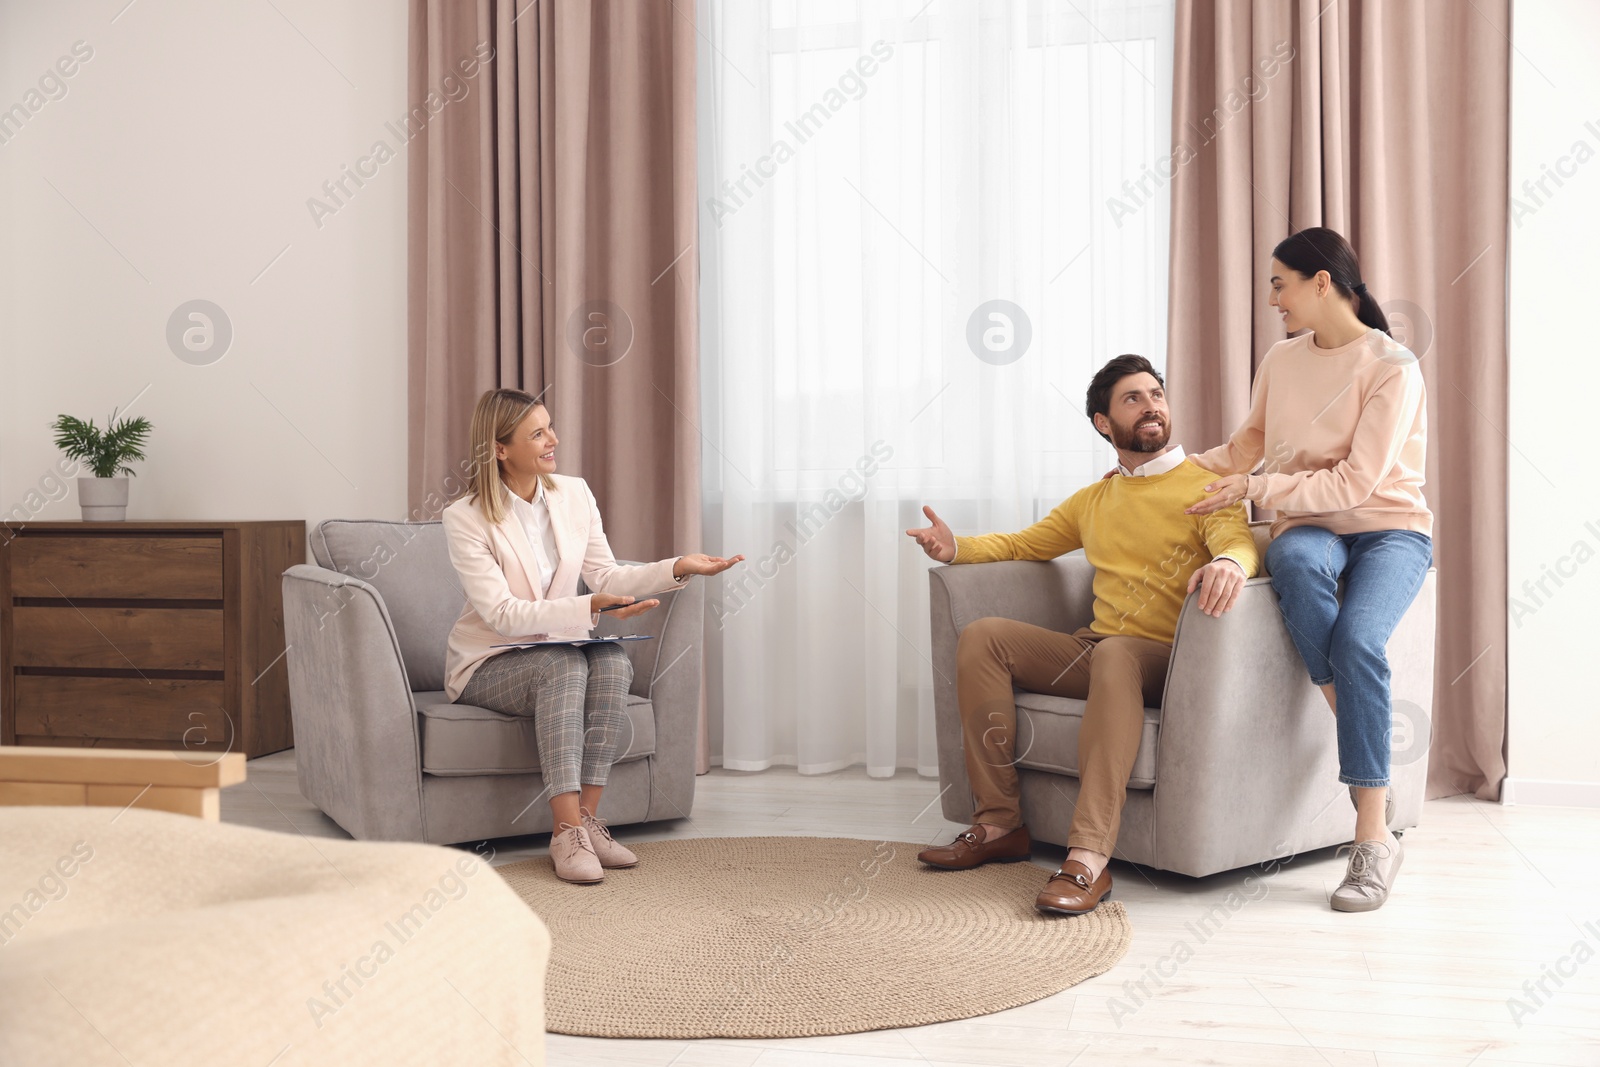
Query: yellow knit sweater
953 458 1260 645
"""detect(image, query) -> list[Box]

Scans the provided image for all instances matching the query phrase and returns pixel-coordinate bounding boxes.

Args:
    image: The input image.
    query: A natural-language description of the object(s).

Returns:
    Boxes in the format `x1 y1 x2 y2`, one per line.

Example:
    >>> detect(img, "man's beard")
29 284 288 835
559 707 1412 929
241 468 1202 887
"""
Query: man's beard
1110 416 1171 454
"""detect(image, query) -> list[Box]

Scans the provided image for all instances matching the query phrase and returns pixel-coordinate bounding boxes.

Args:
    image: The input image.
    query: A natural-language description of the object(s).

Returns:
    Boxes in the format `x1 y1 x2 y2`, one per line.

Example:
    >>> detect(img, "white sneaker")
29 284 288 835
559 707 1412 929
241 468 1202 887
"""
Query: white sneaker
580 809 638 869
550 823 604 884
1330 832 1403 912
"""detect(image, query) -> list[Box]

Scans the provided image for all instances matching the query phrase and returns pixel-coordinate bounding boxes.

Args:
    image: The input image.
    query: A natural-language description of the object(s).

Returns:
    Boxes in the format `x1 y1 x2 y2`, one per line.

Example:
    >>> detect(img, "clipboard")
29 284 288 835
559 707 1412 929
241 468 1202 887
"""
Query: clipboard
490 635 655 649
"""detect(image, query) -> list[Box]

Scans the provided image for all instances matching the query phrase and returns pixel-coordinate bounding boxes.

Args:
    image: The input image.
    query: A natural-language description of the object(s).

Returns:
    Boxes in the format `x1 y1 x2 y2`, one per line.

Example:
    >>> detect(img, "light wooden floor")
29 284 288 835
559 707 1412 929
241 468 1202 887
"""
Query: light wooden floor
225 753 1600 1066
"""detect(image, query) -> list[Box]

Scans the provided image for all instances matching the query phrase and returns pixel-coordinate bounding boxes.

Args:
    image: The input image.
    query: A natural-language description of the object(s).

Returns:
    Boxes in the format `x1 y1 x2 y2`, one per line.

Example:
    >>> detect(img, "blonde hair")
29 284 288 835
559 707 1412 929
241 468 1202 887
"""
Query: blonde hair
466 388 557 526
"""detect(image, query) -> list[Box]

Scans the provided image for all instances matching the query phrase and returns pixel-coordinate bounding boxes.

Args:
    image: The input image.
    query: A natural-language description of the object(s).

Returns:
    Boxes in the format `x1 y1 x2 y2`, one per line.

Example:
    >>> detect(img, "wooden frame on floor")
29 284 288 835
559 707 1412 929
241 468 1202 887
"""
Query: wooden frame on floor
0 746 246 820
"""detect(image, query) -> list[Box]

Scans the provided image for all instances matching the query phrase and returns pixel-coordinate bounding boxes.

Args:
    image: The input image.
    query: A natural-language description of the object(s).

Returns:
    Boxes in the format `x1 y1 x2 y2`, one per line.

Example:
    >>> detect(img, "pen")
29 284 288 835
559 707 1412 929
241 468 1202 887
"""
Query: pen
597 598 659 613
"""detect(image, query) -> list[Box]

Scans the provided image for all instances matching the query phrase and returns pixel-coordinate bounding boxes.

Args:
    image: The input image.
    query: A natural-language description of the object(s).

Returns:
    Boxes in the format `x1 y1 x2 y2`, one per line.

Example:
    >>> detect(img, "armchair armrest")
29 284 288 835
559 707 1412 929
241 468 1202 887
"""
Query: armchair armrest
929 555 1097 636
1151 577 1317 873
928 555 1096 824
281 564 426 840
1151 570 1437 876
587 564 704 821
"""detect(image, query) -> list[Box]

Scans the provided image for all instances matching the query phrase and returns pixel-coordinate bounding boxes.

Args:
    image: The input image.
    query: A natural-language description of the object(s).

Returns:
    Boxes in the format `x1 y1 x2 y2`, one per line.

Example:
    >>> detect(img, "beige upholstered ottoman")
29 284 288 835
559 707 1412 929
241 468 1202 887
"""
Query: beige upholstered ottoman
0 806 549 1066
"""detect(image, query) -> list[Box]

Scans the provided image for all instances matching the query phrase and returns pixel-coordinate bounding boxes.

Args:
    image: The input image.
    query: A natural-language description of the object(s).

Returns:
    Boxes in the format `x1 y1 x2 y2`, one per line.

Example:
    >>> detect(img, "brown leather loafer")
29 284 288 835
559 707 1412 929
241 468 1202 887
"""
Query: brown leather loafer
1035 860 1112 915
917 824 1032 870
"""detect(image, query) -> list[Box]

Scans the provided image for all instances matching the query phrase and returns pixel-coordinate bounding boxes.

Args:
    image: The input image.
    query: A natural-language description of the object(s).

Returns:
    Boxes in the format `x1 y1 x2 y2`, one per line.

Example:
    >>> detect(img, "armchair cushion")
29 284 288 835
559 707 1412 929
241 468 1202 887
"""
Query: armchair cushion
312 520 464 693
1014 692 1161 790
415 692 657 776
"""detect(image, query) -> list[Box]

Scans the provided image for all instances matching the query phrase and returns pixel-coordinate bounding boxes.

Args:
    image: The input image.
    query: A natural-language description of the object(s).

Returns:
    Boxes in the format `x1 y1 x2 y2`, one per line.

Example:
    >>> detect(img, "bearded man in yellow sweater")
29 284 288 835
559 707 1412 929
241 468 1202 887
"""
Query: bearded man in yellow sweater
906 354 1259 915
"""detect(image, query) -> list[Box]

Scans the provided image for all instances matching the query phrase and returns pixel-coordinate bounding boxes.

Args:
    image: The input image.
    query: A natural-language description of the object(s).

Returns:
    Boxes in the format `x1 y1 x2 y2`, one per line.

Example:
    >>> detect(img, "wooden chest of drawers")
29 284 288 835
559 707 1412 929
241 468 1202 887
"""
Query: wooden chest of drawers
0 521 304 758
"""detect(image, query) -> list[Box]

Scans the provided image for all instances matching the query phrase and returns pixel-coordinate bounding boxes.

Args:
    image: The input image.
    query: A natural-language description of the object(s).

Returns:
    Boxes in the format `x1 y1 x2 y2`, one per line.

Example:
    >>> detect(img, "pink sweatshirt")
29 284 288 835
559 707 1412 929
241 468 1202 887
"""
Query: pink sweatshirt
1192 329 1432 538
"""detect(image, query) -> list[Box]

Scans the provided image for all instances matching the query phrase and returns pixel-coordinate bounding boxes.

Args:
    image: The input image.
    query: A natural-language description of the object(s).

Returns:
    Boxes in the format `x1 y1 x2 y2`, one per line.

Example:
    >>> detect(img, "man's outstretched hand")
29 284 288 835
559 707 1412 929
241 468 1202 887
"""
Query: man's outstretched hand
905 505 956 563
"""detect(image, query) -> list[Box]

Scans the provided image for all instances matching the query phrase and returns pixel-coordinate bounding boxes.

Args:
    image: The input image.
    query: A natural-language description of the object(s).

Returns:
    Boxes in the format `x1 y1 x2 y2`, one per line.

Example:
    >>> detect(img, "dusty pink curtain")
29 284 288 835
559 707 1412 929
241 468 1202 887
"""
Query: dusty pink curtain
1167 0 1509 799
408 0 707 768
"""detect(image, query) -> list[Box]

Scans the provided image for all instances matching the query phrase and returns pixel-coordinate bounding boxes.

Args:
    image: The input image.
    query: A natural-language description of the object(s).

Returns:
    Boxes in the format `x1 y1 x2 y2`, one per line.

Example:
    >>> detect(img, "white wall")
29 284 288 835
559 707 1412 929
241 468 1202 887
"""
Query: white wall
0 0 409 535
1507 0 1600 804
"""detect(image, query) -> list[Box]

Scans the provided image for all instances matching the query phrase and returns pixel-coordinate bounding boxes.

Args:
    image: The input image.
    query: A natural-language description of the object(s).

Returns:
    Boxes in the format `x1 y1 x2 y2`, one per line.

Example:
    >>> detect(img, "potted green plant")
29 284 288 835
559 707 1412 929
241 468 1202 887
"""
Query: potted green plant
51 410 154 522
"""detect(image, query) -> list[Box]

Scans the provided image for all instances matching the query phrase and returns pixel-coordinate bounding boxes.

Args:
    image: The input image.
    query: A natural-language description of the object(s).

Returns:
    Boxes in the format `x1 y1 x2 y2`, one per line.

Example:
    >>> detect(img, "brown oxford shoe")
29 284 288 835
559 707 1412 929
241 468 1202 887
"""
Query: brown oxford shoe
1035 859 1112 915
917 824 1032 870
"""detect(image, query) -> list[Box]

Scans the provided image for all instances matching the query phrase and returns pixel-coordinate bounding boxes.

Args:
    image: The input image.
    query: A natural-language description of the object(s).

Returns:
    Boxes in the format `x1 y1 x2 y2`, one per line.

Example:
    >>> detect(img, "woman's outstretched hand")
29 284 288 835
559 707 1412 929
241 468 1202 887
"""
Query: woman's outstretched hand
905 505 956 563
592 593 661 620
1185 473 1251 515
595 551 746 620
673 553 746 579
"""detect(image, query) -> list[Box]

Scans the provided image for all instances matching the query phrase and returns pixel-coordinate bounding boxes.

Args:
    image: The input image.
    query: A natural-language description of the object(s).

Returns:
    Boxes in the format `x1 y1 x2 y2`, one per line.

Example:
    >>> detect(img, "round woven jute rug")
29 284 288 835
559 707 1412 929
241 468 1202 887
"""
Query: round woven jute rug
495 835 1131 1039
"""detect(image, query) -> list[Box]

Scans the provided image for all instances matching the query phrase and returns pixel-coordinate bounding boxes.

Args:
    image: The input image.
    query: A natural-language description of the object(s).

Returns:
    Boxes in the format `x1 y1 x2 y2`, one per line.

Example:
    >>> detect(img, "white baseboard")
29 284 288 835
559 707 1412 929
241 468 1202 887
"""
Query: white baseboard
1501 777 1600 807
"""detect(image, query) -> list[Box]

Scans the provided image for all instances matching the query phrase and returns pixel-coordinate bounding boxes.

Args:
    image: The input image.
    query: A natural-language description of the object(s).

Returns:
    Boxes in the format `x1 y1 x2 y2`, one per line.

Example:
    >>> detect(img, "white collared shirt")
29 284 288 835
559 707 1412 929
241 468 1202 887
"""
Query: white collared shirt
507 482 560 597
1117 444 1187 478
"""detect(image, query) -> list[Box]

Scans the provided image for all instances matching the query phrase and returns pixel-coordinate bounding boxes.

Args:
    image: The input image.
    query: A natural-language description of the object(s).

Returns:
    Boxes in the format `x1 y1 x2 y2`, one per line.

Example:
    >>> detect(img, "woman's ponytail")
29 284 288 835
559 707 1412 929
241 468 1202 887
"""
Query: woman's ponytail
1350 281 1391 335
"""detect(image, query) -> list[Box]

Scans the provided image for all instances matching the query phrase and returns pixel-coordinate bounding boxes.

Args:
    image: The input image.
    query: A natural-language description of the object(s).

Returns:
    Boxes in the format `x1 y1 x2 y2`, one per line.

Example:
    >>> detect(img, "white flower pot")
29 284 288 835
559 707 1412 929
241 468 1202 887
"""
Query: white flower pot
78 477 130 521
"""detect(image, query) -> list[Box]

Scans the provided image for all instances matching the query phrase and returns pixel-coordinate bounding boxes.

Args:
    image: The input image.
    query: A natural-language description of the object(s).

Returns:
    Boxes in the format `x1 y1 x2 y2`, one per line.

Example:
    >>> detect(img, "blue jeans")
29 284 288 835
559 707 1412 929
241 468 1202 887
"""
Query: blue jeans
1265 526 1433 788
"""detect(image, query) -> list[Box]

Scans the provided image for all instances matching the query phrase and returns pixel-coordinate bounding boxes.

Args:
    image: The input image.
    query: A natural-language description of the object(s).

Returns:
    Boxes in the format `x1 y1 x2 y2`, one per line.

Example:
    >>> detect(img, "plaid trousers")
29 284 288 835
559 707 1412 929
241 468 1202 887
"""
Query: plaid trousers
457 642 634 797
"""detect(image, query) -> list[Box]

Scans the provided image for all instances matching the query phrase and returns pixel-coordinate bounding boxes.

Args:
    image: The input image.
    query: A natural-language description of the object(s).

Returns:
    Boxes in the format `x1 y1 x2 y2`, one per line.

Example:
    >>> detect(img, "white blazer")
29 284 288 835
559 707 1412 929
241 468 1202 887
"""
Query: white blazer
441 474 683 701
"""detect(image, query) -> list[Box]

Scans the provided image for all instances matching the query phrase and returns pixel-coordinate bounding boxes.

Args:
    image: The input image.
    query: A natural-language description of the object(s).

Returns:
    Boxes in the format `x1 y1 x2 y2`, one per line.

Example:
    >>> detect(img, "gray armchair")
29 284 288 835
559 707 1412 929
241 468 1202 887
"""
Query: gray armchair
928 524 1437 877
280 519 702 845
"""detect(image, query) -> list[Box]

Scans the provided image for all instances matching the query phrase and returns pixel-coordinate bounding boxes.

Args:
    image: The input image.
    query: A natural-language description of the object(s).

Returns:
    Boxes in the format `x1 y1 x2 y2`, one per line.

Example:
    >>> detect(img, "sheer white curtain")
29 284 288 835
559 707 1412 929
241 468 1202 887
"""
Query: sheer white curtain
697 0 1174 776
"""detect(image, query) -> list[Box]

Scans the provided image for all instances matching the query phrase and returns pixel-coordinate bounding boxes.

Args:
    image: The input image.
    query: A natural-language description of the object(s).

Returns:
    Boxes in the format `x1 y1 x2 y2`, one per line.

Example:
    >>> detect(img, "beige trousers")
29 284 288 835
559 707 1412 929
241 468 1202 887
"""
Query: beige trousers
956 617 1171 855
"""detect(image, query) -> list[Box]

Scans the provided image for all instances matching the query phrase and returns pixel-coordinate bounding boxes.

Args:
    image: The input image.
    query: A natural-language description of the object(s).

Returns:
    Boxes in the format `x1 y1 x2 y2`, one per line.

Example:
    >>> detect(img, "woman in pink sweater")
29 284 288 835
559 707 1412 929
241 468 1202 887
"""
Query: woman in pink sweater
1186 227 1432 914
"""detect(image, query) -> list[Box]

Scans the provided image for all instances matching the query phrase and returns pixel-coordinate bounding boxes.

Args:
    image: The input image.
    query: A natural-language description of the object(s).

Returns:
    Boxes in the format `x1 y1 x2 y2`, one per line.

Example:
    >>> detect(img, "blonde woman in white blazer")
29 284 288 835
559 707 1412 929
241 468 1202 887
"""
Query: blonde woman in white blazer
443 388 742 883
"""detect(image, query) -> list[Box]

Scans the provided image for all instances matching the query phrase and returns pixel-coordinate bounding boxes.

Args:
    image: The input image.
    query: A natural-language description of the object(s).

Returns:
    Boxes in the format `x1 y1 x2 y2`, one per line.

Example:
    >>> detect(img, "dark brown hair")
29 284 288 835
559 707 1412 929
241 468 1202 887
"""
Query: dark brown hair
1272 227 1391 335
1085 354 1163 443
